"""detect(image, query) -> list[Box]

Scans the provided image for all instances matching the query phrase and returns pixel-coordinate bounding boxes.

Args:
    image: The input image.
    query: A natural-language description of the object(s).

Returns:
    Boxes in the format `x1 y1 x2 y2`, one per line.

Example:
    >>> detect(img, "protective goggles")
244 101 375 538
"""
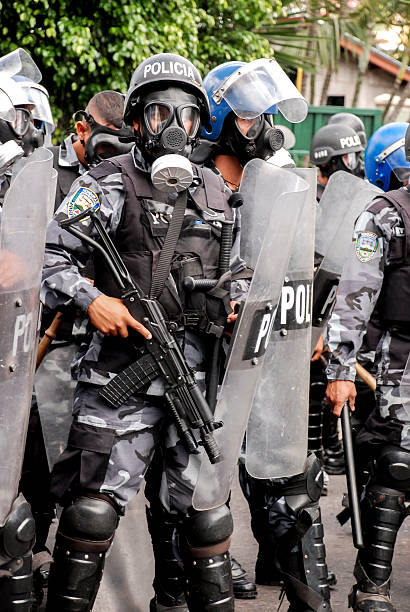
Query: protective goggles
143 102 200 138
9 107 32 137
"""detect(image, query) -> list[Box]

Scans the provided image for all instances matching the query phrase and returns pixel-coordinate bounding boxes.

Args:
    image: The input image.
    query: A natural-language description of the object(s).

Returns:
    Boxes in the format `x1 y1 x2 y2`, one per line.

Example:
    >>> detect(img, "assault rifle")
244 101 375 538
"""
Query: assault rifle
60 209 223 464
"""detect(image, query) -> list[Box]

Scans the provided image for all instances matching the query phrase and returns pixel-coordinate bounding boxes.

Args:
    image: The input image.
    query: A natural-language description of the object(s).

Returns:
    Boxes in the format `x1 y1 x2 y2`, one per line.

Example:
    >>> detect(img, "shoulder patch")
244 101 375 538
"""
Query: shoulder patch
67 187 100 220
355 231 379 263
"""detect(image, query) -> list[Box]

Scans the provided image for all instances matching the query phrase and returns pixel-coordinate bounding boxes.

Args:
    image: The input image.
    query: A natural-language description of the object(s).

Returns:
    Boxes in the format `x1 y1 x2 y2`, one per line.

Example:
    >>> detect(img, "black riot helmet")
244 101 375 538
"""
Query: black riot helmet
327 112 367 148
310 123 364 178
124 53 210 161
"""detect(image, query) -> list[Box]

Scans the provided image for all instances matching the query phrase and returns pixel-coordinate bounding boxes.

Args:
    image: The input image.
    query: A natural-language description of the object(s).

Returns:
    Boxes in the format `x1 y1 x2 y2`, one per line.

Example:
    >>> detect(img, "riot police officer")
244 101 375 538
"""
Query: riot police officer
49 90 132 209
41 53 247 612
326 123 410 612
196 60 331 611
309 123 366 480
326 112 367 178
0 48 56 612
310 123 364 201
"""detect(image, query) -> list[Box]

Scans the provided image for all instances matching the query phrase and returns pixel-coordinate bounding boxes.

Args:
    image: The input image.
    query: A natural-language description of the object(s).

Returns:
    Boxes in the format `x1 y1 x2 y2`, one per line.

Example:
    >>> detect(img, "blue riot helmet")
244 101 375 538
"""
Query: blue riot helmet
195 58 307 166
202 61 275 141
365 122 410 191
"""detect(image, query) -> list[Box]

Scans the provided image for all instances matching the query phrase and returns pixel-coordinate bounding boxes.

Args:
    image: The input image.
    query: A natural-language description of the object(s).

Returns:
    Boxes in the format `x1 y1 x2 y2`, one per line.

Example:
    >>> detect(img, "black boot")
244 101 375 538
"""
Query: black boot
185 552 234 611
0 553 34 612
231 557 257 599
146 506 187 611
349 485 405 611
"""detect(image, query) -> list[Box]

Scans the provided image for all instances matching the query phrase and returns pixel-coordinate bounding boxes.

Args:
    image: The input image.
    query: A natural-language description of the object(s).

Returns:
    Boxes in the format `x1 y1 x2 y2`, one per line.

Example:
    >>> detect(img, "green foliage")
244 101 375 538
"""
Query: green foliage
0 0 279 133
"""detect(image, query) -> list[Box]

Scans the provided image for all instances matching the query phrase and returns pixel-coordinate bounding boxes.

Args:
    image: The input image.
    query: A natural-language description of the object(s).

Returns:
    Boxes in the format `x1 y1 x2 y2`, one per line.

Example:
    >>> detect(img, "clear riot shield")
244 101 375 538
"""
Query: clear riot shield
245 168 316 479
193 160 310 510
312 171 382 349
35 343 77 469
0 147 55 525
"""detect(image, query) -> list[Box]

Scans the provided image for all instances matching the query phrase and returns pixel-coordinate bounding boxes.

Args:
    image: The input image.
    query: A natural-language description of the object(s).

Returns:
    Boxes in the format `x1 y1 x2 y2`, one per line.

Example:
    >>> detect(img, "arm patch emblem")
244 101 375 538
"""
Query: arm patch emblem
67 187 100 220
355 231 379 262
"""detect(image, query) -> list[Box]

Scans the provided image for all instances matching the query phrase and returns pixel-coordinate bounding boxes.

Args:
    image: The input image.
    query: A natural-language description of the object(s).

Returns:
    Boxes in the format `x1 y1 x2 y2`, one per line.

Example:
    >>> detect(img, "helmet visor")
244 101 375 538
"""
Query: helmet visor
383 141 410 185
178 105 200 137
392 165 410 184
24 85 54 133
0 48 42 82
10 107 31 137
145 103 172 135
0 88 16 122
213 58 308 123
342 152 359 171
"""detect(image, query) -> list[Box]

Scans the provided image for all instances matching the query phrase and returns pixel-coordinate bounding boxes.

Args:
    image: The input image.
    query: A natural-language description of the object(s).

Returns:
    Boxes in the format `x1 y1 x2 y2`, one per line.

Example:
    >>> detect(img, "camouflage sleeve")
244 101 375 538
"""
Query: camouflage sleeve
41 170 125 313
326 201 398 381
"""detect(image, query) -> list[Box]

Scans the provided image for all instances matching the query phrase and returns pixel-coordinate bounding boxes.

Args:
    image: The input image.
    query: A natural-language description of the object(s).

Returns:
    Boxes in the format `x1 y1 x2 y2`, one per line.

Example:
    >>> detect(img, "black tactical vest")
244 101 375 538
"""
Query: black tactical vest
367 187 410 326
88 153 233 372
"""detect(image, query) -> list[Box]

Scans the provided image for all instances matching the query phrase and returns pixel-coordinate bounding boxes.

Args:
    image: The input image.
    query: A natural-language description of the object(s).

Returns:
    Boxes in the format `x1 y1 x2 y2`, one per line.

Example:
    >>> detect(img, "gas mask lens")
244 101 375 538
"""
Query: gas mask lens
178 106 200 137
342 152 359 171
144 103 200 137
10 107 31 137
145 103 171 135
235 116 263 139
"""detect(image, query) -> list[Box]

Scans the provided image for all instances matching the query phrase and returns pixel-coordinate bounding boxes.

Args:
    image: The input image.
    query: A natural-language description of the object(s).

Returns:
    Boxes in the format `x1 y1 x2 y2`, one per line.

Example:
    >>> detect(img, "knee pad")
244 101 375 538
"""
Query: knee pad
183 505 233 549
374 445 410 491
0 494 35 564
283 453 324 515
58 495 118 552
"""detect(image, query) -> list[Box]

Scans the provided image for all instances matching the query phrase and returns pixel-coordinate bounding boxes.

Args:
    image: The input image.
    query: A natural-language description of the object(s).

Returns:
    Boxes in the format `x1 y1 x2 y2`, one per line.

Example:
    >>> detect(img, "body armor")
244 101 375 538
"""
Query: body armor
87 152 233 374
368 188 410 325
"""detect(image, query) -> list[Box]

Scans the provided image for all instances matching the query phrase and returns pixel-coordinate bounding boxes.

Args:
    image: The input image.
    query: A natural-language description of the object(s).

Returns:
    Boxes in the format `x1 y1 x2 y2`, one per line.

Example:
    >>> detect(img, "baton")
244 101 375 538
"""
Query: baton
355 361 376 391
341 402 364 549
36 310 64 371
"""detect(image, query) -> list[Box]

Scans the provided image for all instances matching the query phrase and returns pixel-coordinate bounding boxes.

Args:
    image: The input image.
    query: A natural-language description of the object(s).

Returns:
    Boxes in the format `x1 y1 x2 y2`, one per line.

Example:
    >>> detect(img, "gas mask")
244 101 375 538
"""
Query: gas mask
21 121 44 155
136 88 201 163
73 111 134 167
220 113 284 166
320 152 361 179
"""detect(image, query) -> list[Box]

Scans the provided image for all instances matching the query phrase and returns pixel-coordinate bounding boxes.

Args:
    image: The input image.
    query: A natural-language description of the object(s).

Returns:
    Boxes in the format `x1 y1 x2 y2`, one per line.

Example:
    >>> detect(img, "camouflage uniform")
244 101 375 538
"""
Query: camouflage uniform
327 193 410 449
41 147 245 611
326 188 410 611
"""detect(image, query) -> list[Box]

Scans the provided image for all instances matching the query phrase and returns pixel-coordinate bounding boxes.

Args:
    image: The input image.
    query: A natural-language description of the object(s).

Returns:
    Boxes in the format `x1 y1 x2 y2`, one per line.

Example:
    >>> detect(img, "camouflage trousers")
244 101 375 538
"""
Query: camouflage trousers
355 384 410 455
50 382 202 513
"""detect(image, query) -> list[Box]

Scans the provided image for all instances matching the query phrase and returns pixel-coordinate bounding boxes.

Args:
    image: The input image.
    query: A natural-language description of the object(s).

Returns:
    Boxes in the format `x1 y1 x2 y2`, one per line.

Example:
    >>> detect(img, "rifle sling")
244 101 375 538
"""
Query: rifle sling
150 189 188 300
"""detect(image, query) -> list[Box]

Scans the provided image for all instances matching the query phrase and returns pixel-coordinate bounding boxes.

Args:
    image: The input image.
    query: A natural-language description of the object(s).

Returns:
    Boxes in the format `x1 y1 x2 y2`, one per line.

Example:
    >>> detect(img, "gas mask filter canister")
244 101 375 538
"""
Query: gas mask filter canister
151 153 194 193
